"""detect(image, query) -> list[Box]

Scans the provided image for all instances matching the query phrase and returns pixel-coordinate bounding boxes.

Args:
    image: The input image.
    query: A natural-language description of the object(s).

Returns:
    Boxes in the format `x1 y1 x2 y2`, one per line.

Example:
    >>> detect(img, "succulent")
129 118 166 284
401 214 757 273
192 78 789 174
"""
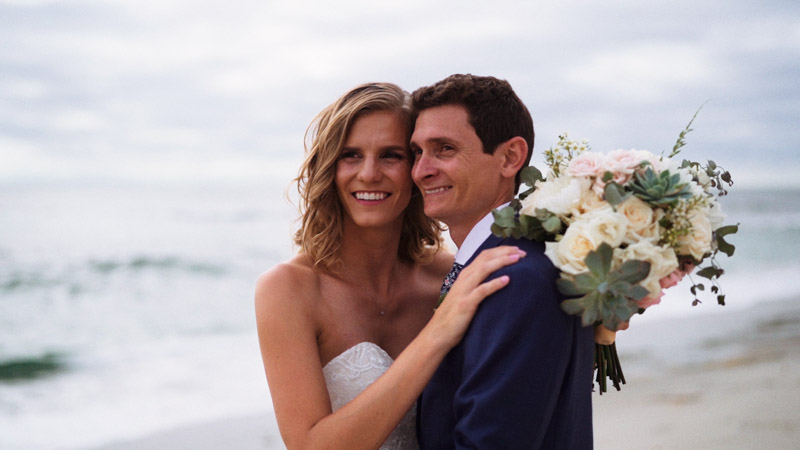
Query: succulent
628 167 693 207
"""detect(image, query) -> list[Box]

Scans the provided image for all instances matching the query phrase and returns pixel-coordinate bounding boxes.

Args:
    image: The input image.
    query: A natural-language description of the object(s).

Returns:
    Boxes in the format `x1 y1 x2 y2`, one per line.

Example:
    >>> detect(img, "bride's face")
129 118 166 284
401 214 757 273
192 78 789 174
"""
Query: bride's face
335 110 413 231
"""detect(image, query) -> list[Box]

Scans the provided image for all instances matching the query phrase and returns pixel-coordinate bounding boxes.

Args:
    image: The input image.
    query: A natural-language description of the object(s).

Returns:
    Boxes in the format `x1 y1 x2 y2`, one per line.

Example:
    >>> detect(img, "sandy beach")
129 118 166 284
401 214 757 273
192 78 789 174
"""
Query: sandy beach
96 296 800 450
593 295 800 449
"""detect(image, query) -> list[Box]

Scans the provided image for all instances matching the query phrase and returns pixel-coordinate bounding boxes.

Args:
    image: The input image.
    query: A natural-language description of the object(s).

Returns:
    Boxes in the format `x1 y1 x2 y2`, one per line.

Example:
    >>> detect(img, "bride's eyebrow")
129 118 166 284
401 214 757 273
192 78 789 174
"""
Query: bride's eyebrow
380 145 407 152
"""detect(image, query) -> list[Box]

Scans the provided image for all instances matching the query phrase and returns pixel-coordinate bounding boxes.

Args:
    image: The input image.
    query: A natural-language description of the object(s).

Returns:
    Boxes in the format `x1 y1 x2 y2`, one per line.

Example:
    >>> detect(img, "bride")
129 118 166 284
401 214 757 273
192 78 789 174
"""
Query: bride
255 82 525 449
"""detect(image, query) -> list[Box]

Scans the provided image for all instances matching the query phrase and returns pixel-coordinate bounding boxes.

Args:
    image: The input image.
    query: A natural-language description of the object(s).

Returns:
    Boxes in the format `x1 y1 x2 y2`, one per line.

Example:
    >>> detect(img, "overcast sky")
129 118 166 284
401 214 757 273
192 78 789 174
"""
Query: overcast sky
1 0 798 187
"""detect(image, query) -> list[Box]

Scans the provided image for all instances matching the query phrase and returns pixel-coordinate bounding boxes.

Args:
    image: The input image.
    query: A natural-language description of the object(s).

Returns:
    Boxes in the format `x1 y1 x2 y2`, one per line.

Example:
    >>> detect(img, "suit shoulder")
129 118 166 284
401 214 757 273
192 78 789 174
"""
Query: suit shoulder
496 237 557 278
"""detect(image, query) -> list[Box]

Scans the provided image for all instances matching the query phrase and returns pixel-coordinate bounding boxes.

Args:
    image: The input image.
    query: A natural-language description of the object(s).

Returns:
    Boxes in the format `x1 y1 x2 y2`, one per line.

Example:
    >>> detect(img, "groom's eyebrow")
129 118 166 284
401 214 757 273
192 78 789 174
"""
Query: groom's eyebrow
411 136 454 149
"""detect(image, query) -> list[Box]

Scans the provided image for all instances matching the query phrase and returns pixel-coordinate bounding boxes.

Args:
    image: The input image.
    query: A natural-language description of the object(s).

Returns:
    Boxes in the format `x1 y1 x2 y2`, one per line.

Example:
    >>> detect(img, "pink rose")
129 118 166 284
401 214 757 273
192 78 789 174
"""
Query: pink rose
659 269 685 289
592 171 632 197
658 261 695 289
566 152 606 178
604 149 649 174
637 290 664 309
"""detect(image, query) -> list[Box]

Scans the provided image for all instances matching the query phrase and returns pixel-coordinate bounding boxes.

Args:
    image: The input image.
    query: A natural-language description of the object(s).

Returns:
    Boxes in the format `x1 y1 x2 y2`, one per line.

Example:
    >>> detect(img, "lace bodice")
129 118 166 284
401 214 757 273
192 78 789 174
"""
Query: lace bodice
322 342 419 450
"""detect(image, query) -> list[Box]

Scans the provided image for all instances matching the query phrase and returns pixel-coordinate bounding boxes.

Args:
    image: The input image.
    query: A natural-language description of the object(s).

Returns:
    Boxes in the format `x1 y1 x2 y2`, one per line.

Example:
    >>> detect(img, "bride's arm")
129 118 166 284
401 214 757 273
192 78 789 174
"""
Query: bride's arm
255 246 525 450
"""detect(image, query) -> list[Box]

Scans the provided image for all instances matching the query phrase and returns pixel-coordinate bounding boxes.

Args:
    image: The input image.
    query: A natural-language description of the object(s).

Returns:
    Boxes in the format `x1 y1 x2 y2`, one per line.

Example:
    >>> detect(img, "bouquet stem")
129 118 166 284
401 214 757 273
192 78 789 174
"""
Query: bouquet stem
594 343 625 394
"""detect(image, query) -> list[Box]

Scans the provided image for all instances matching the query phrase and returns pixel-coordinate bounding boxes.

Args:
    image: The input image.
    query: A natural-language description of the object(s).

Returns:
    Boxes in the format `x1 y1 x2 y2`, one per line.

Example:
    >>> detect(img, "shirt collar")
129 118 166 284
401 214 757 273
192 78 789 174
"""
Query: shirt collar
454 202 510 265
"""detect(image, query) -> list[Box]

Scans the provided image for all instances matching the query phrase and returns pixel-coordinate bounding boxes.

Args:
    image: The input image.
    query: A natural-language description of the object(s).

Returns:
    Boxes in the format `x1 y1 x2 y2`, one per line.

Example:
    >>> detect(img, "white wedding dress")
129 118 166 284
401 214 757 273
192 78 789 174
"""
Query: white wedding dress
323 342 419 450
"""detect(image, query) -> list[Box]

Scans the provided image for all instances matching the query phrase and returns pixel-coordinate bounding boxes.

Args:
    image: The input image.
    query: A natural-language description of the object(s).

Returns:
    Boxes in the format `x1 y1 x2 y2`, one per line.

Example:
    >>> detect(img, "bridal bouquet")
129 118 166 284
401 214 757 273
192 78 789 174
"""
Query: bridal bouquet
492 110 738 393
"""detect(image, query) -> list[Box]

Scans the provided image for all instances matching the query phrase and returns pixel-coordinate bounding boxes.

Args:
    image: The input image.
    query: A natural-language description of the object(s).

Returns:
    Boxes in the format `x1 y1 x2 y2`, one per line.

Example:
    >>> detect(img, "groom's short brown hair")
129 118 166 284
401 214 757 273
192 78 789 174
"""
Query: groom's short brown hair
411 74 534 191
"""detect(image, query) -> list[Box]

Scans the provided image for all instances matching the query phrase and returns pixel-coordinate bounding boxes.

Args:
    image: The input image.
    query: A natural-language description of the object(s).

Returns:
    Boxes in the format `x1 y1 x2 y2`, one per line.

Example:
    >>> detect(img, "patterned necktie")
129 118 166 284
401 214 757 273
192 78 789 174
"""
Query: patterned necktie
440 262 465 296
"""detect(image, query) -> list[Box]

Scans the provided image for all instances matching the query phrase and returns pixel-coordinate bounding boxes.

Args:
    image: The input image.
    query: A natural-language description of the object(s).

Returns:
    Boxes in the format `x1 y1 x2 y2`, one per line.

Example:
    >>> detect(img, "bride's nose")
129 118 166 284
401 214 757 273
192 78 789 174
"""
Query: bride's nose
357 157 382 182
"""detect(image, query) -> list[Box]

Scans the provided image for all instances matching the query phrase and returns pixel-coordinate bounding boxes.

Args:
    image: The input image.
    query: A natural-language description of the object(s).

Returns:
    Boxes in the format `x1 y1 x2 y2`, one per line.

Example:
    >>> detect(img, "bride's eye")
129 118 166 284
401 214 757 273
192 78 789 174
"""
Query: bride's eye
383 150 406 161
340 150 360 159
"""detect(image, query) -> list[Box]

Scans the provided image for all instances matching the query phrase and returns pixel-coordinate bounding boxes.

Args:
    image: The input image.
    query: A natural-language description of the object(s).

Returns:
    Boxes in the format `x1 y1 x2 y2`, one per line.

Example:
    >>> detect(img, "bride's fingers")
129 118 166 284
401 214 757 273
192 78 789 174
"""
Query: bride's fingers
468 275 510 301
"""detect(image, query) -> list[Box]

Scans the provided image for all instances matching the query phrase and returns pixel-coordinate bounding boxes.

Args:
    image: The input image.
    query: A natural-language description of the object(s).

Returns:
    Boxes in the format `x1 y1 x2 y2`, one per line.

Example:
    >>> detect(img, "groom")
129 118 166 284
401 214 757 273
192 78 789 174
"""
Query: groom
411 74 594 449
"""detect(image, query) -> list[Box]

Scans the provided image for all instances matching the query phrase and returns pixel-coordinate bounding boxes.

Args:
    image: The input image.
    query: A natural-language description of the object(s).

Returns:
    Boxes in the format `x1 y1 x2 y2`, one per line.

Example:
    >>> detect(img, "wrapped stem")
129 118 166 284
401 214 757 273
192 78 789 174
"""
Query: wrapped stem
594 343 626 394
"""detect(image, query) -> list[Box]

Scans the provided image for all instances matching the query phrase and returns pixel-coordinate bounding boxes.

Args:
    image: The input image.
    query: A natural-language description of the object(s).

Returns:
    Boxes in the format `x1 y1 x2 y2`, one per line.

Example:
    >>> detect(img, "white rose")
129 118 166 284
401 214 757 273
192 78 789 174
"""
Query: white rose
569 187 607 217
581 206 628 249
545 209 628 275
707 200 726 230
633 150 666 173
614 240 679 298
676 167 707 198
544 221 598 275
677 212 713 261
617 196 657 244
696 170 712 191
521 176 591 218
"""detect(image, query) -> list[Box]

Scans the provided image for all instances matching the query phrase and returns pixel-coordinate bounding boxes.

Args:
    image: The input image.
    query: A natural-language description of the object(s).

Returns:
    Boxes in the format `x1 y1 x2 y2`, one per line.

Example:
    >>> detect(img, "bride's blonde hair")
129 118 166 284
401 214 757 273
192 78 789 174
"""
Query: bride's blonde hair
293 82 443 272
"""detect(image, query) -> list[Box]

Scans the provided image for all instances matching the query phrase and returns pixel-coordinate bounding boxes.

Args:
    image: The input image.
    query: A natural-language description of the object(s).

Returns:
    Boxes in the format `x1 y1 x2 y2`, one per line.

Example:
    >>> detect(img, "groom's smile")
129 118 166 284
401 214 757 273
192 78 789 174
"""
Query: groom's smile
423 186 451 196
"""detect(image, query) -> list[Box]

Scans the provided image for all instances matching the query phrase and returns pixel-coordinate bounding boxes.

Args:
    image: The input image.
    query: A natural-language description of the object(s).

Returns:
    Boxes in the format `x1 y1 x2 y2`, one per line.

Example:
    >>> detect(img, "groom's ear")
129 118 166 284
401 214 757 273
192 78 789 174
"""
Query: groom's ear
497 136 529 179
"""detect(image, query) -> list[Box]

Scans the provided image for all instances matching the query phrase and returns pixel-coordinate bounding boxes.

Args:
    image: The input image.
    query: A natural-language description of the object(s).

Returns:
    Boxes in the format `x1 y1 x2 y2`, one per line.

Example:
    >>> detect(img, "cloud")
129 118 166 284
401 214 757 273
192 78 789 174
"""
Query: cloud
0 0 798 187
565 42 716 102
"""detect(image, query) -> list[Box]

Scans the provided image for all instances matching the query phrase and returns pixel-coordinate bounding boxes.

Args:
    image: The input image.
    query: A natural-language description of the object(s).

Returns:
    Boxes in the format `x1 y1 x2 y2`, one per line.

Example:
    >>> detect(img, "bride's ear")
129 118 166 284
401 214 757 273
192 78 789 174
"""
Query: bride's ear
498 137 528 179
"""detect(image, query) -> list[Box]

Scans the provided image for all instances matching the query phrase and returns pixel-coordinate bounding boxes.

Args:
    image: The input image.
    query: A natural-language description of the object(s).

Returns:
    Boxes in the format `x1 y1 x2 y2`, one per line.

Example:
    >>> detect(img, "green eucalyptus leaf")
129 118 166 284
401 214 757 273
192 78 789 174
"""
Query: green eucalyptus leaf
490 223 507 237
696 266 723 280
715 224 739 237
517 187 535 200
534 208 554 221
491 206 516 228
543 215 562 233
716 235 736 257
520 166 544 187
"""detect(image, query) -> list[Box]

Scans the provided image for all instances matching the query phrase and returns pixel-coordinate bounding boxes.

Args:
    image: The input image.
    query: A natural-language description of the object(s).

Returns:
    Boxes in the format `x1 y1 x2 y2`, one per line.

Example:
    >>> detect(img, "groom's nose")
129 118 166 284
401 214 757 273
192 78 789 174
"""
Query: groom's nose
412 151 436 183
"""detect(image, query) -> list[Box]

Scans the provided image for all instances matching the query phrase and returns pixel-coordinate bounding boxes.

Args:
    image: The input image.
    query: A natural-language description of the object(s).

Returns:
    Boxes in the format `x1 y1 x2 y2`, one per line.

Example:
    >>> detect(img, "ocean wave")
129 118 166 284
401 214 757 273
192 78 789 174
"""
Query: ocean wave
89 256 227 275
0 353 67 382
1 256 229 294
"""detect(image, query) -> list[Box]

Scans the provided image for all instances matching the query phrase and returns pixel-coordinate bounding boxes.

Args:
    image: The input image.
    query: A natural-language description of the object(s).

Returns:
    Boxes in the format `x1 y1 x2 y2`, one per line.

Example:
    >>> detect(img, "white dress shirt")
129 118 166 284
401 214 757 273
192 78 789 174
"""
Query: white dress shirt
454 203 510 265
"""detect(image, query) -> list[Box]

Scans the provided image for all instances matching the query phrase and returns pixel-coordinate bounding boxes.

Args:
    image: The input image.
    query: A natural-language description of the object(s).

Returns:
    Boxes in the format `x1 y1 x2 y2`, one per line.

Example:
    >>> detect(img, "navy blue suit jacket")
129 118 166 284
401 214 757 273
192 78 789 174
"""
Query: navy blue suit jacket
417 235 594 449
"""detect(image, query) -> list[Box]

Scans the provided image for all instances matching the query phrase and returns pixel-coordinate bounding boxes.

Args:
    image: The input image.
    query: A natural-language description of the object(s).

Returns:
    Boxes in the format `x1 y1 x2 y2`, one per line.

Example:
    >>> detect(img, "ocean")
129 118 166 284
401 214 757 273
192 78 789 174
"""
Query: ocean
1 182 798 449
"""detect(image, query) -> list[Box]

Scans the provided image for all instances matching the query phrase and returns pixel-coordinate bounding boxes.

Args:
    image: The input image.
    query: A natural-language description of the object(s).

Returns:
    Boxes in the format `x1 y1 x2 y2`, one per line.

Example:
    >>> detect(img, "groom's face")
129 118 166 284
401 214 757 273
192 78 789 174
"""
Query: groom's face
411 104 506 231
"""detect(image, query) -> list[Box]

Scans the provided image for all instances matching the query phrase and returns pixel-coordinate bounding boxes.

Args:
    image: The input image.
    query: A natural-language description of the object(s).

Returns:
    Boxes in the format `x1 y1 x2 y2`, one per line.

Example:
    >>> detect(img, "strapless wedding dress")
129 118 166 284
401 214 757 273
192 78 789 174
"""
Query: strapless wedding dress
322 342 419 450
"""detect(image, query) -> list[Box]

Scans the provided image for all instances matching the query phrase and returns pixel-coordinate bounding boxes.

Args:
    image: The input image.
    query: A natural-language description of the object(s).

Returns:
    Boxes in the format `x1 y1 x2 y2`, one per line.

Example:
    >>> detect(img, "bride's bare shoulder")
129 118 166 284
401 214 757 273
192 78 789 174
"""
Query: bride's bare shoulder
255 254 321 311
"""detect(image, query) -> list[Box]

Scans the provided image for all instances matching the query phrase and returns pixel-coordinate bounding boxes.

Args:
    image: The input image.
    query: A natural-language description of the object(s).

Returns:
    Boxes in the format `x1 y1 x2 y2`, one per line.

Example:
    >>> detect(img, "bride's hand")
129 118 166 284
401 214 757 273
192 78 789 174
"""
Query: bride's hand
428 246 525 349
